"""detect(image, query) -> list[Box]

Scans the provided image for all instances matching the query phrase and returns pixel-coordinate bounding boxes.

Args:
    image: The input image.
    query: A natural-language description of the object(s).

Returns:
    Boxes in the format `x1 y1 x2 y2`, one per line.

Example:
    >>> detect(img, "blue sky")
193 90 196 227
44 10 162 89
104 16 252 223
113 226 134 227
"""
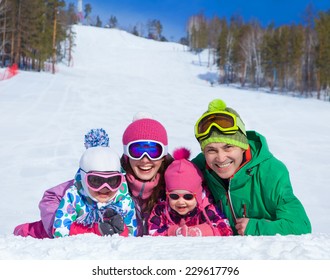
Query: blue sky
80 0 330 40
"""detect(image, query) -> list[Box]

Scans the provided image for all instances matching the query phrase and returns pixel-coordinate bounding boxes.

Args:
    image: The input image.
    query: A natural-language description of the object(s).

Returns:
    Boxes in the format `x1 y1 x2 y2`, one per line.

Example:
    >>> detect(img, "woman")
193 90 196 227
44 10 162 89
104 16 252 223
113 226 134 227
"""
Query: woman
14 115 173 238
121 113 173 236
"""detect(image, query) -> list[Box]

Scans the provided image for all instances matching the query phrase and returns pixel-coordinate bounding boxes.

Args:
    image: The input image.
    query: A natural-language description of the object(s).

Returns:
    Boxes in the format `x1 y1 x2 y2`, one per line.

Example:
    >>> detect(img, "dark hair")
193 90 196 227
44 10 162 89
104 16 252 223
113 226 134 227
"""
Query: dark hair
144 154 173 213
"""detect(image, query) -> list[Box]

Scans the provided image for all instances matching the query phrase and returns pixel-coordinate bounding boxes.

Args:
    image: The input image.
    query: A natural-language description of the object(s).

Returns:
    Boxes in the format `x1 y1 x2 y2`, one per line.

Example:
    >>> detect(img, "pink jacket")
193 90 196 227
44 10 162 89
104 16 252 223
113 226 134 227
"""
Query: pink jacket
14 180 73 239
69 221 129 237
39 180 73 237
148 199 233 237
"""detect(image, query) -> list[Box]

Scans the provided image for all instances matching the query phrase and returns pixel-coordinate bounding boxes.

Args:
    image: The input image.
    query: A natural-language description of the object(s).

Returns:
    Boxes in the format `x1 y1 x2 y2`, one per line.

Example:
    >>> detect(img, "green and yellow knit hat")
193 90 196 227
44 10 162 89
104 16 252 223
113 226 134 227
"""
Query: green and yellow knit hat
194 99 249 150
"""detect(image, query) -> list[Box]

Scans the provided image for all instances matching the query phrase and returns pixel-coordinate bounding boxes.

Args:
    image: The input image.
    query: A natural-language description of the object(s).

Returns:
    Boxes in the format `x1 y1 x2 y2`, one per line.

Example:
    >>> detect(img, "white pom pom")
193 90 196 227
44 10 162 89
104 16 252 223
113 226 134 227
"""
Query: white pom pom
132 112 154 122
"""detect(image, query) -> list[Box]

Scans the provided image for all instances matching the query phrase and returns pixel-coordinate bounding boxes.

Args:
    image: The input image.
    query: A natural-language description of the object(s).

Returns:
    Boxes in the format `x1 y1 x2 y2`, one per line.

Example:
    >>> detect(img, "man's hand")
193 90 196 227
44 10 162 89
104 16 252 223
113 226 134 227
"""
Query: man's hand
235 218 249 236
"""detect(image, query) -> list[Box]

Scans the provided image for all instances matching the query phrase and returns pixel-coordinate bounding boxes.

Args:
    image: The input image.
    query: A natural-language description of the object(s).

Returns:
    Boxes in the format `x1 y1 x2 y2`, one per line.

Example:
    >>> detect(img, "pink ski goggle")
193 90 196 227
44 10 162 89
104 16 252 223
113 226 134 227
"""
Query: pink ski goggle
81 169 124 192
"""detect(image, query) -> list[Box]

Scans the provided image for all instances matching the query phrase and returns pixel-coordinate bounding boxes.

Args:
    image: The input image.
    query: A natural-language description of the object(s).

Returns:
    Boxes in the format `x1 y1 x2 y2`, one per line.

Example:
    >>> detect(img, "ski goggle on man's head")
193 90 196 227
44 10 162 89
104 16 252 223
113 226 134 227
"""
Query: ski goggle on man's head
195 111 246 141
124 140 168 161
81 169 124 192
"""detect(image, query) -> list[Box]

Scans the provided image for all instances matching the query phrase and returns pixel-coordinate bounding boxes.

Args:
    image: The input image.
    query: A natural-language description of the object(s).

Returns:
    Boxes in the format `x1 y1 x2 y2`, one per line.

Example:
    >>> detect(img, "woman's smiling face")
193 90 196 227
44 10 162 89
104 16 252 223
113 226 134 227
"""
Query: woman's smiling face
129 155 164 181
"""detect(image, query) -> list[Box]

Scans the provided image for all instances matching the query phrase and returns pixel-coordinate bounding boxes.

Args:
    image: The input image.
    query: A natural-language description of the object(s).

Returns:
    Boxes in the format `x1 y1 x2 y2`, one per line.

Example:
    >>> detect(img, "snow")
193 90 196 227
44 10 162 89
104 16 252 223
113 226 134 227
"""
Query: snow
0 25 330 270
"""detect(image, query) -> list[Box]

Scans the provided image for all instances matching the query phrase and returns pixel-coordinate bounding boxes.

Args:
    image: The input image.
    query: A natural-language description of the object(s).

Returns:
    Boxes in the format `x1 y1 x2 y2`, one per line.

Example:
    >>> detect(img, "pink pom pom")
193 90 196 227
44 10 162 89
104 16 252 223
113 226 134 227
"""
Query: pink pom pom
172 147 191 160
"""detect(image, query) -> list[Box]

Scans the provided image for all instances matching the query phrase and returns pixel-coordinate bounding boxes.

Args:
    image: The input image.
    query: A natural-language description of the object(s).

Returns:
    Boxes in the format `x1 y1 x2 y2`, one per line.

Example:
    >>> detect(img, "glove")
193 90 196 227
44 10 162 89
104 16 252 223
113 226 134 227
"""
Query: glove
180 225 189 236
186 224 214 237
167 225 189 236
167 220 189 236
167 225 180 236
168 223 214 237
98 208 124 236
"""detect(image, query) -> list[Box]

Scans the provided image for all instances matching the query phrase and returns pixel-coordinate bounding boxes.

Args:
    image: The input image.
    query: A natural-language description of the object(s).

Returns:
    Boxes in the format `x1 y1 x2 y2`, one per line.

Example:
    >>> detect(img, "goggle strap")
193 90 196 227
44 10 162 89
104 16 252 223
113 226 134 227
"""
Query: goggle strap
236 117 246 136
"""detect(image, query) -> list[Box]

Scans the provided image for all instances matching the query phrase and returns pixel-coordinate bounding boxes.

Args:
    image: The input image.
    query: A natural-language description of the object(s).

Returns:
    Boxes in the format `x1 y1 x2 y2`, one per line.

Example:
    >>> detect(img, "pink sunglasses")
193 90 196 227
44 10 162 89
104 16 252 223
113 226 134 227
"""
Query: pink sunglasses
166 192 196 201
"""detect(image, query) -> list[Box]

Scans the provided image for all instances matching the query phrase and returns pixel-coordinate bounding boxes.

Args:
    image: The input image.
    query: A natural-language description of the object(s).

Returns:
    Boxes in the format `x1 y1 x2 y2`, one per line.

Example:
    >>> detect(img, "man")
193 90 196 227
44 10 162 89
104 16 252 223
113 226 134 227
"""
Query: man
192 99 311 236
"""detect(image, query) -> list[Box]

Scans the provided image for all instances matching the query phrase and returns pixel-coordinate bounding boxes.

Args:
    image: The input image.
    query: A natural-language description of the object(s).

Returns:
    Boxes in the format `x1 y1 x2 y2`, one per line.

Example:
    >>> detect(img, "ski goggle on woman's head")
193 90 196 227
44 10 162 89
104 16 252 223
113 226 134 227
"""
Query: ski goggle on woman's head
194 111 246 141
124 140 168 161
80 169 124 192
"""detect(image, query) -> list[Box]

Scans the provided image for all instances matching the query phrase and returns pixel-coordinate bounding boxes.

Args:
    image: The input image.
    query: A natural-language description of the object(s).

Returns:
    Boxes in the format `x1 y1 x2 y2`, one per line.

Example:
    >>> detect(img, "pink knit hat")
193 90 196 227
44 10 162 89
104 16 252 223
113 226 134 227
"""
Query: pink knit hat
122 113 168 146
165 148 204 206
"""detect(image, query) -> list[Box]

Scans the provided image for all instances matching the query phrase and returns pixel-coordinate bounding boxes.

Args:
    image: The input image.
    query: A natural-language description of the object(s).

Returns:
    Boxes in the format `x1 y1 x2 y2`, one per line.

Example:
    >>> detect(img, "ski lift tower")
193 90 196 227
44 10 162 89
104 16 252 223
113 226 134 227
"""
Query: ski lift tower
77 0 83 24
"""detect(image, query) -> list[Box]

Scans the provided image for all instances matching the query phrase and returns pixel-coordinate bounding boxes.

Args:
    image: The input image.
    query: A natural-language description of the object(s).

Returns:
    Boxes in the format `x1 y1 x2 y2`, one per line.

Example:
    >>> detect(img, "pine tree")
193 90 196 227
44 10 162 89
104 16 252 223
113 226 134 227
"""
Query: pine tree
287 24 304 92
147 19 163 41
302 4 318 96
315 10 330 98
260 23 277 91
187 13 208 51
230 17 249 86
0 0 10 66
0 0 72 72
207 16 221 66
108 15 118 28
95 15 102 27
216 18 229 83
62 2 77 67
84 3 92 25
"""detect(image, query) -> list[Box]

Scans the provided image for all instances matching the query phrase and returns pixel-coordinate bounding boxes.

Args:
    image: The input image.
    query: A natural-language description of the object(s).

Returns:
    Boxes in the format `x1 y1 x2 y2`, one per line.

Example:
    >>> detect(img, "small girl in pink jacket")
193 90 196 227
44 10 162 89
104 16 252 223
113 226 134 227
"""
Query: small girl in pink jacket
148 148 233 237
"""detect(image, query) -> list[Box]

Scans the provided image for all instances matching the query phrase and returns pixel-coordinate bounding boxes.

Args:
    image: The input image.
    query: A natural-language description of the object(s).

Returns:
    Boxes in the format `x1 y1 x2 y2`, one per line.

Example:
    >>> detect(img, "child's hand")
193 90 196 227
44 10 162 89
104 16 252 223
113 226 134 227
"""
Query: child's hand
186 224 214 236
167 224 188 236
99 209 124 236
180 225 189 236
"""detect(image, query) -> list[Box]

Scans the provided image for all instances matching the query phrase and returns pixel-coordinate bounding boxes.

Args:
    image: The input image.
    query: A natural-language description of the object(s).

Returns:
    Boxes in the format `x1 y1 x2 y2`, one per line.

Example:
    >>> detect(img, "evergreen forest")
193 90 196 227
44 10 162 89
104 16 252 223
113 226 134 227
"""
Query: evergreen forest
1 1 329 100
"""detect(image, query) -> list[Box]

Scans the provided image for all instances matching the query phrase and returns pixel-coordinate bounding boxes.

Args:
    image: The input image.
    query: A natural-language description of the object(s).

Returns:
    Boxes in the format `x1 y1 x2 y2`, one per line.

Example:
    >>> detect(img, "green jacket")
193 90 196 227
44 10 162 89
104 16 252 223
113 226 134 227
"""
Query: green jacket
192 131 311 236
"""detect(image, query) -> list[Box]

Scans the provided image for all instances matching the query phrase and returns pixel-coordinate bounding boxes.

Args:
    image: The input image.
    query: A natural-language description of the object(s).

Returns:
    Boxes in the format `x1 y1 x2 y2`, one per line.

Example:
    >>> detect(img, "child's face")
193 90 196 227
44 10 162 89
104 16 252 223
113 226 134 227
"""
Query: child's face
83 171 123 203
89 188 117 203
168 190 197 216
